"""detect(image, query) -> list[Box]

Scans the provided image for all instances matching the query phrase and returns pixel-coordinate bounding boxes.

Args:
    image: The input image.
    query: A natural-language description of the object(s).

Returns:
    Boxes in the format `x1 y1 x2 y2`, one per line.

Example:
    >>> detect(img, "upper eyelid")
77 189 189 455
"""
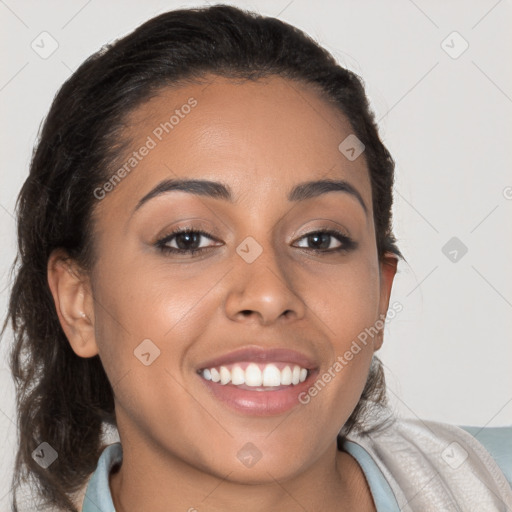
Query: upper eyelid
290 226 350 241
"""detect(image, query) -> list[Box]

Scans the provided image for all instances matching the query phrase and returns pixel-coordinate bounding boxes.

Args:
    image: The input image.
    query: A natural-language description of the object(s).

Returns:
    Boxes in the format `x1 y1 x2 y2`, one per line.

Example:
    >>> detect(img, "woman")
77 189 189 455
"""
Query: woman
3 4 511 511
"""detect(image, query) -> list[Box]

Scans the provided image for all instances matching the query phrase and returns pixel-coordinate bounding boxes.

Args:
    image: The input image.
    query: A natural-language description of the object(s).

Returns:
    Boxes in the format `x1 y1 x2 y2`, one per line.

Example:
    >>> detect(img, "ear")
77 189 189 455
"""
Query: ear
374 251 399 351
47 249 99 358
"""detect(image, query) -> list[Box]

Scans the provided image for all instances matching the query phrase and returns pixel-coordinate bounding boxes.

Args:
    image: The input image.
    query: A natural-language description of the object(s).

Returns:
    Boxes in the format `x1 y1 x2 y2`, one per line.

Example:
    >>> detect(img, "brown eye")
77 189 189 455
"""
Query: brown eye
155 229 220 255
304 232 338 250
293 229 357 253
173 231 203 251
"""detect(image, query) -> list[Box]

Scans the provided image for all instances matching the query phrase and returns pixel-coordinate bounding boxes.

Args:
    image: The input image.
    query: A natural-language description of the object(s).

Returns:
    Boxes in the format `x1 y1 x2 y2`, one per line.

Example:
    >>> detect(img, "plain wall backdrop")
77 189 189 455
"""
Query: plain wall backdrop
1 0 511 504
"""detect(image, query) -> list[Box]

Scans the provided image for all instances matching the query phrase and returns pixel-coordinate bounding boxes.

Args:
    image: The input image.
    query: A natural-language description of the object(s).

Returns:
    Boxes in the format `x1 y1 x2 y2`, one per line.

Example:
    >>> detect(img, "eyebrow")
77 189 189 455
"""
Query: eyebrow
134 178 368 215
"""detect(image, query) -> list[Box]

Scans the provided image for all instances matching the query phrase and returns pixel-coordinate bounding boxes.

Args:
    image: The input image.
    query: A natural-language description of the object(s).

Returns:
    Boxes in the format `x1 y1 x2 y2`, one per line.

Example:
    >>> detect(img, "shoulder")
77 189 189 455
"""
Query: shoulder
345 415 512 510
395 418 512 486
458 424 512 488
387 417 512 490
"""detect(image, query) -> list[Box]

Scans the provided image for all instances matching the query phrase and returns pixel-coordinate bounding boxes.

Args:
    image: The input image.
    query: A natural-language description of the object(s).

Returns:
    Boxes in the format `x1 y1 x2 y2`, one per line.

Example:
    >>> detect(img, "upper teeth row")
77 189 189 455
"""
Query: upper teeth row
201 363 308 387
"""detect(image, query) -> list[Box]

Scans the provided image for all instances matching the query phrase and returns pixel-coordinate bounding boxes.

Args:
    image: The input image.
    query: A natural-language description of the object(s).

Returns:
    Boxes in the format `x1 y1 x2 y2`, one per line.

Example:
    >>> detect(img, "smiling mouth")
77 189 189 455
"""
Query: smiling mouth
198 361 310 390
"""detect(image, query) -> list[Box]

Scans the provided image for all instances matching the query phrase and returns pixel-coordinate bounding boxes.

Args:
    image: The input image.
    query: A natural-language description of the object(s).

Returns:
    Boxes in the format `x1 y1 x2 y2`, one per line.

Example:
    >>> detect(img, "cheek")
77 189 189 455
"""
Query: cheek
89 253 228 379
303 254 381 347
296 255 381 406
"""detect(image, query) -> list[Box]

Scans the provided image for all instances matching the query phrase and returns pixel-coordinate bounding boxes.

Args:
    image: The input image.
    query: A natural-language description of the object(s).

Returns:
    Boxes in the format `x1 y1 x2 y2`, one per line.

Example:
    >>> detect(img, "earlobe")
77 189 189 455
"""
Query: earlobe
47 249 99 358
374 252 399 351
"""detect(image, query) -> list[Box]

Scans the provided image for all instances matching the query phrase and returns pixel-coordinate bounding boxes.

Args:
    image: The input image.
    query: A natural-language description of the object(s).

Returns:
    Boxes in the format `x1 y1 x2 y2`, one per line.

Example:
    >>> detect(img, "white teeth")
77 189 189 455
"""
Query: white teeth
219 366 231 385
210 368 220 383
292 365 301 385
262 364 281 387
281 366 292 385
200 362 310 387
245 363 262 387
231 365 245 385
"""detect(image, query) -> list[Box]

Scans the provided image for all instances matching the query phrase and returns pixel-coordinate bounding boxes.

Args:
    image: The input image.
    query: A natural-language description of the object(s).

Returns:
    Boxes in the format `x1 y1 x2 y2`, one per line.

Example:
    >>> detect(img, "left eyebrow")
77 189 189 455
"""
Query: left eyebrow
133 178 368 215
288 179 368 215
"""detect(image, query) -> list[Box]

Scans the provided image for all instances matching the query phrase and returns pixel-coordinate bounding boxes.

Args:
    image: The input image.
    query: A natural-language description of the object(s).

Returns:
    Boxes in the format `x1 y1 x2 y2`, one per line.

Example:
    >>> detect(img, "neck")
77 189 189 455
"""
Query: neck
109 432 376 512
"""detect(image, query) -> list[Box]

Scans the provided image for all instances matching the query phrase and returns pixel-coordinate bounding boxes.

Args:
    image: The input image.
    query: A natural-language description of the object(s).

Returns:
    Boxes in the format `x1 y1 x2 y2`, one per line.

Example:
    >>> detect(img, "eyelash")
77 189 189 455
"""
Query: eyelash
155 227 357 256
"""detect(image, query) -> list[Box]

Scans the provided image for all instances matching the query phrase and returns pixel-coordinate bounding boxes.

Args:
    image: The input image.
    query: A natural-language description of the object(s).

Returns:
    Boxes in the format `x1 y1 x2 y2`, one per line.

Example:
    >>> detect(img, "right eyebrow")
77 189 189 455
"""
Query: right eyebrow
134 178 233 213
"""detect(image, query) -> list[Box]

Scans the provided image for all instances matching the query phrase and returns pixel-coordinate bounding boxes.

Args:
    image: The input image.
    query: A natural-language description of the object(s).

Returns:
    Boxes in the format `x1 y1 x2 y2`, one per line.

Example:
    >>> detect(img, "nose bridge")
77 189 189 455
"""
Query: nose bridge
223 233 305 324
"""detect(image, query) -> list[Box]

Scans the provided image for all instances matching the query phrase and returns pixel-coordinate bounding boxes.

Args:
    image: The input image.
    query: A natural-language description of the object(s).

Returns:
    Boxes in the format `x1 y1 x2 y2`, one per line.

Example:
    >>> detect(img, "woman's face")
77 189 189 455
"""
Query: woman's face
76 76 396 482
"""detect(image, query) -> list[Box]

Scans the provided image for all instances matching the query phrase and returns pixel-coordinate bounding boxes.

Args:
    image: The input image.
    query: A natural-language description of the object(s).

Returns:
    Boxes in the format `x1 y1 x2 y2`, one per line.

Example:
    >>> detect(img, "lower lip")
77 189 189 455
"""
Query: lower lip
199 373 317 416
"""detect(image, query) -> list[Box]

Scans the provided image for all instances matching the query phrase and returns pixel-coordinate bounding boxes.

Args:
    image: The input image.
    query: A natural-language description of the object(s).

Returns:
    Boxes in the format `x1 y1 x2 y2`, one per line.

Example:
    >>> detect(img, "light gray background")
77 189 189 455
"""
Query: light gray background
1 0 511 504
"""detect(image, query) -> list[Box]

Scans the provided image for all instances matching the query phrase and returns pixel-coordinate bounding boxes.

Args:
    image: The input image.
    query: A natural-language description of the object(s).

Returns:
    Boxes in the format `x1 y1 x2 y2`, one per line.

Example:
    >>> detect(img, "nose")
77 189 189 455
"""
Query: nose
223 242 307 326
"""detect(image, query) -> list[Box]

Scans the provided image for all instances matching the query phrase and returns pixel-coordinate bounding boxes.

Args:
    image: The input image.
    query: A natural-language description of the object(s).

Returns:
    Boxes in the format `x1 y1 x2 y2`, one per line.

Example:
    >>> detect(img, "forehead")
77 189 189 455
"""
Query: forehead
100 75 372 216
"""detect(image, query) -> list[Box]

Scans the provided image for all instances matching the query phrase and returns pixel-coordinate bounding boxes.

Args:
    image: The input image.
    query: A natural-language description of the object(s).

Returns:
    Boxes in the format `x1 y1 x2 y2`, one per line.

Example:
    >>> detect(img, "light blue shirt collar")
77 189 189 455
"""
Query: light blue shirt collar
82 443 122 512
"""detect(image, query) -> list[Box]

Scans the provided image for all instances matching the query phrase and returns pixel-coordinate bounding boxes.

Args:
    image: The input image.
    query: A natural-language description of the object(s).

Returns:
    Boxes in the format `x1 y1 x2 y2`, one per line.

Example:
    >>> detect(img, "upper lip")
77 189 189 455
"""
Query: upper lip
197 345 319 370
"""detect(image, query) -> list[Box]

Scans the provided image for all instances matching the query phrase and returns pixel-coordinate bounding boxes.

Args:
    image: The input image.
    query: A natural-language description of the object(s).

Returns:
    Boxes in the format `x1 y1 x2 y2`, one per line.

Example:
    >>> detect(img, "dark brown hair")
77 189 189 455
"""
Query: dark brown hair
2 4 403 510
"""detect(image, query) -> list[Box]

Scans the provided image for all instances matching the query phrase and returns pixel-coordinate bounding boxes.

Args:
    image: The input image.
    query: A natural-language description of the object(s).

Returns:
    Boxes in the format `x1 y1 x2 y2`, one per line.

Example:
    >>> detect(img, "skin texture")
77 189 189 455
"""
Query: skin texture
48 75 397 512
